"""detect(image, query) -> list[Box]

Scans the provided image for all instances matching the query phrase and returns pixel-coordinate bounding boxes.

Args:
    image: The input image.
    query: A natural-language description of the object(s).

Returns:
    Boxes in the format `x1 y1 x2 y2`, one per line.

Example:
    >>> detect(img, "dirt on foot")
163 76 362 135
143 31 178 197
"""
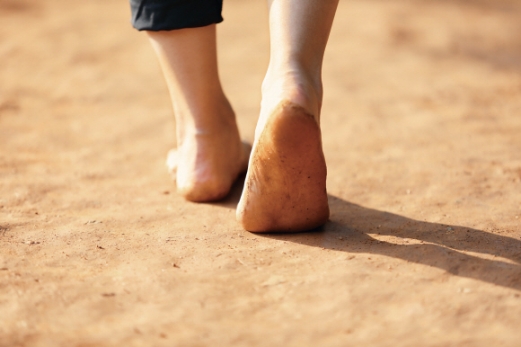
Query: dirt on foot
1 0 521 346
237 102 329 232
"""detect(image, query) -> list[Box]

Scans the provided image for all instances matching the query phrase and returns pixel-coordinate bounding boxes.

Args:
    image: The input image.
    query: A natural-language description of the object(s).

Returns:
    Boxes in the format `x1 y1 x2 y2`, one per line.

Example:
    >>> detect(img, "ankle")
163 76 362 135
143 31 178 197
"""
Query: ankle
261 68 323 118
174 95 239 143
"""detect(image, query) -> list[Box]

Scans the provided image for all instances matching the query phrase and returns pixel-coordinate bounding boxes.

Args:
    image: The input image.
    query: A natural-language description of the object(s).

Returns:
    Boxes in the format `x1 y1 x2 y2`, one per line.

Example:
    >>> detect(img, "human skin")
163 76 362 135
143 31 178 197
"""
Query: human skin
147 0 339 231
147 26 250 202
237 0 339 232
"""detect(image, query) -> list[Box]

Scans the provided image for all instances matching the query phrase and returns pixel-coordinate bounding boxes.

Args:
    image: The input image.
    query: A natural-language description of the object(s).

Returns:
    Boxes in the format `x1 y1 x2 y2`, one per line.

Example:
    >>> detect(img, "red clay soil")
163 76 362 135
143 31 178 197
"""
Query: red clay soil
1 0 521 346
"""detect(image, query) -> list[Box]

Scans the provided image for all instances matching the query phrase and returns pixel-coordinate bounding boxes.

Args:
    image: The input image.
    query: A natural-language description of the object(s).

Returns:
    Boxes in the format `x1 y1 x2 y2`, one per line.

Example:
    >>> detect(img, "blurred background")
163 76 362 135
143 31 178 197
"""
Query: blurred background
1 0 521 346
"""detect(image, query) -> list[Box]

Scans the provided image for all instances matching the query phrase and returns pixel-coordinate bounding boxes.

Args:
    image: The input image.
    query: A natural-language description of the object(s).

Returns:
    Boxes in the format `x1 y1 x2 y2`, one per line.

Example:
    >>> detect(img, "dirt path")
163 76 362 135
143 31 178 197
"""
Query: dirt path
1 0 521 346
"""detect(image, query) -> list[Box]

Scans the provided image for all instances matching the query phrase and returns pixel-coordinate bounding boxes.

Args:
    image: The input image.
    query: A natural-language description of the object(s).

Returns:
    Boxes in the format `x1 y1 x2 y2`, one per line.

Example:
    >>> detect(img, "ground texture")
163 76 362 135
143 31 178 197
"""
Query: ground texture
1 0 521 346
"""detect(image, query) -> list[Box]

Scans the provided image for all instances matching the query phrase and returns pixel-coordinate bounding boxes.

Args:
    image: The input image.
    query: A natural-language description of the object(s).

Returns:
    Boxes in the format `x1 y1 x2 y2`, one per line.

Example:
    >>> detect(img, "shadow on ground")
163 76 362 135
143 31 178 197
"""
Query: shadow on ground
216 184 521 291
276 195 521 291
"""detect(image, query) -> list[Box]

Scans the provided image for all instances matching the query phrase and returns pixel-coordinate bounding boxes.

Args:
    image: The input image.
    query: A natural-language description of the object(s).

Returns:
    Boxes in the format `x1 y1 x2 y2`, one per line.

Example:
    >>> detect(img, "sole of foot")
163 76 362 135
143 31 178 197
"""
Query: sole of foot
166 141 251 202
237 101 329 232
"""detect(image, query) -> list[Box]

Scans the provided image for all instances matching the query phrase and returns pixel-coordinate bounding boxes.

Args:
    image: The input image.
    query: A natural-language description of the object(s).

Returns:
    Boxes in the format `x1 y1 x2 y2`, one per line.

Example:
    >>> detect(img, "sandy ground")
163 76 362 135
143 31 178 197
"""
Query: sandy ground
1 0 521 346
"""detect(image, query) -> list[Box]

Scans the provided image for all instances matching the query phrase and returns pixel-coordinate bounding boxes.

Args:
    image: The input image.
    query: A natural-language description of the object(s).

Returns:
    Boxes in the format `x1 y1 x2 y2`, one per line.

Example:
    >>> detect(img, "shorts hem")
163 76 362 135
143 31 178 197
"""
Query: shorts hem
130 0 223 31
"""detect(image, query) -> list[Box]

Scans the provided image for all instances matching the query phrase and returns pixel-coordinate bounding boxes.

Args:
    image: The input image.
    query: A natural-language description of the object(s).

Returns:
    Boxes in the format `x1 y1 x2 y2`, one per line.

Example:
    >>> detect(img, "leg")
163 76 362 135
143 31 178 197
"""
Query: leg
147 26 250 202
237 0 339 232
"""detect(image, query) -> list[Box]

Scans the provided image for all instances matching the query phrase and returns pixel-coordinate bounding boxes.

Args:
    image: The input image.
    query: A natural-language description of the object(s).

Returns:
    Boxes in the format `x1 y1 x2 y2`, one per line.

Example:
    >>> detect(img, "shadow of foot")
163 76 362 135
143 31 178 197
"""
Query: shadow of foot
264 195 521 291
209 172 246 209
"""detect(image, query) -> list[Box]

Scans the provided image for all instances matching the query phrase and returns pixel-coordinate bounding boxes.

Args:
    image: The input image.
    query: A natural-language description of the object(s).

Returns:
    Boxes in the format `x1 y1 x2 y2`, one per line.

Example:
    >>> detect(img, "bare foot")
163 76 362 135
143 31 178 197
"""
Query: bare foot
167 129 251 202
146 27 252 202
236 101 329 232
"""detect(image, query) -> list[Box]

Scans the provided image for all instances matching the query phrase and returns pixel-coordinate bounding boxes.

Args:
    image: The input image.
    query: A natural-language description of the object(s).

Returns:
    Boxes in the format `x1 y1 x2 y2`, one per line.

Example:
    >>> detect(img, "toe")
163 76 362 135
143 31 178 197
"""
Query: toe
166 149 178 176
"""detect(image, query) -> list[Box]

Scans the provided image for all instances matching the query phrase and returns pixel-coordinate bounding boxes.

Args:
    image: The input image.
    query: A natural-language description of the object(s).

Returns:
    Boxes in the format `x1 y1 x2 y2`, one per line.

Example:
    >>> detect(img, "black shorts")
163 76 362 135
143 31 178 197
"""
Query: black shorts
130 0 223 31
